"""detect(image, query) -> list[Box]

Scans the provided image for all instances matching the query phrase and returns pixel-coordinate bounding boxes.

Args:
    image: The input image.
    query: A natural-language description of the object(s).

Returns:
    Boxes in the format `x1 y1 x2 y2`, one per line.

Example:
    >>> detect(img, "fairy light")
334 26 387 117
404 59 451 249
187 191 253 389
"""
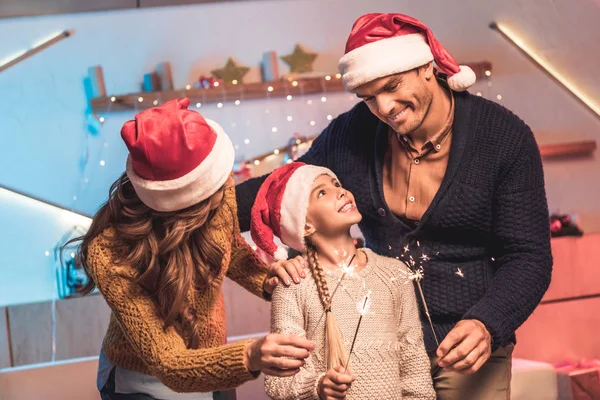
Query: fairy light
254 160 260 165
272 127 278 132
491 21 600 118
287 116 293 121
153 100 159 105
99 160 105 166
273 149 280 155
99 117 105 123
235 100 241 105
325 75 331 81
217 102 223 108
292 81 299 87
327 115 333 121
497 94 503 100
196 102 202 108
244 139 250 144
321 96 327 102
214 81 220 87
476 92 482 96
267 86 274 92
138 97 143 103
185 85 191 90
485 70 492 77
310 121 316 126
45 251 50 256
307 100 312 105
110 96 116 102
286 95 293 101
232 79 238 85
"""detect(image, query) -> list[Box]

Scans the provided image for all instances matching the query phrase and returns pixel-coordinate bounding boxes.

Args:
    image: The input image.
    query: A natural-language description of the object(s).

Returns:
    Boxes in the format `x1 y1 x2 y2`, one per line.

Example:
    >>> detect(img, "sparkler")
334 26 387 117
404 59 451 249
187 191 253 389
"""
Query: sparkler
343 291 371 372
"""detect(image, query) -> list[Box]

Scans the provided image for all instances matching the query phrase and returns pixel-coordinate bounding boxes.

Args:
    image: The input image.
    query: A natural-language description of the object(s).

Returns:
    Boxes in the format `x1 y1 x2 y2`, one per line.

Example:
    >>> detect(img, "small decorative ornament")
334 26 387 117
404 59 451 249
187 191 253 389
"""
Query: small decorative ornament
281 44 318 73
196 75 223 89
211 58 250 84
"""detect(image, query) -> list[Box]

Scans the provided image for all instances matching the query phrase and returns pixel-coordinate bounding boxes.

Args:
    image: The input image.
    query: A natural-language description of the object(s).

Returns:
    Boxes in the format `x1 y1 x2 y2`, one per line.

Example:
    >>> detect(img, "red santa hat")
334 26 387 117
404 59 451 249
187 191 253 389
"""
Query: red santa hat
338 13 476 92
250 162 338 260
121 98 234 212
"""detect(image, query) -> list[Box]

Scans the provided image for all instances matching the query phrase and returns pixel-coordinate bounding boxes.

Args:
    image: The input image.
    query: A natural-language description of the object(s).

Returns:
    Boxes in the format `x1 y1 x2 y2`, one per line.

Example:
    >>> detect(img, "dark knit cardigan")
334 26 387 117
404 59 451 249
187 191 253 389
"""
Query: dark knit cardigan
236 90 553 351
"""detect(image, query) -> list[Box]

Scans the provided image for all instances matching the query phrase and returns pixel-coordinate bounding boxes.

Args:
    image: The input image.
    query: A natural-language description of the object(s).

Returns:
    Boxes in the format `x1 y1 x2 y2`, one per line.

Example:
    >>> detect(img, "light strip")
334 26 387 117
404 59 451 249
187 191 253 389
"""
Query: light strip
0 29 75 73
490 22 600 119
0 185 92 226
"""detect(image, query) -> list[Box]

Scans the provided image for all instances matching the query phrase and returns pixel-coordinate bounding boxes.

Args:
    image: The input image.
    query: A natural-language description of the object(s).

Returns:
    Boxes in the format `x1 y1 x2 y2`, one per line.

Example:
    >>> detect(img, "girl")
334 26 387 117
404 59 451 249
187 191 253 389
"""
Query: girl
72 98 313 399
251 162 435 400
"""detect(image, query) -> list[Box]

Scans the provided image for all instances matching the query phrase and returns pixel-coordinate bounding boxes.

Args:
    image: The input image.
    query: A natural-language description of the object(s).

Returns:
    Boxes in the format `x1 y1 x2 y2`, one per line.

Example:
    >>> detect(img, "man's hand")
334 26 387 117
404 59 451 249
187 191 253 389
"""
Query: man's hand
263 256 306 294
436 319 492 375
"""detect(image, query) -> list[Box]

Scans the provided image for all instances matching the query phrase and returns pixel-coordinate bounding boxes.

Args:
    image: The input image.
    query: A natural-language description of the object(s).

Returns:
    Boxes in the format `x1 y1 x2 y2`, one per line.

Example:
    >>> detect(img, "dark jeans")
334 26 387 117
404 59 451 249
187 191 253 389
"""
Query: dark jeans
99 368 236 400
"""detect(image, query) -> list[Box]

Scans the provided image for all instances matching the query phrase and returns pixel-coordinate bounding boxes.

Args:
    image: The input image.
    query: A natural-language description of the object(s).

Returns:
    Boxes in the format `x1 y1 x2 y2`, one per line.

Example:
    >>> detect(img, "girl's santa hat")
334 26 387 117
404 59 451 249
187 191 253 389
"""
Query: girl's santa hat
338 13 476 92
250 162 337 260
121 98 234 212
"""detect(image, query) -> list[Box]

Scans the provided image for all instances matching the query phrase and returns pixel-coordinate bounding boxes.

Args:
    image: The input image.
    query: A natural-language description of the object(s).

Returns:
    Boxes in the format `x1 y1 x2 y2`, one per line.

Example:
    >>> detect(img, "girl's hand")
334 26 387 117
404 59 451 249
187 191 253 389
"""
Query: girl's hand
244 333 314 376
318 366 355 399
263 256 306 294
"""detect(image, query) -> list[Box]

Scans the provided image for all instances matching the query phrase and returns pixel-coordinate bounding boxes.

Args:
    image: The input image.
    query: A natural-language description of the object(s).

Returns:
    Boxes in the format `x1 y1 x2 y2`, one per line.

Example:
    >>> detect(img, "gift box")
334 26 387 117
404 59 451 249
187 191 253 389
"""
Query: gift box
556 363 600 400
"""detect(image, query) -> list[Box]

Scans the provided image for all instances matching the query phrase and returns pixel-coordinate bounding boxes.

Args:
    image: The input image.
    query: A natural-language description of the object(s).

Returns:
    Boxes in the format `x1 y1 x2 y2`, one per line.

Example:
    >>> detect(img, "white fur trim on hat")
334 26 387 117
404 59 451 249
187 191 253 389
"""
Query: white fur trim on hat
339 33 434 92
278 165 338 252
126 119 235 212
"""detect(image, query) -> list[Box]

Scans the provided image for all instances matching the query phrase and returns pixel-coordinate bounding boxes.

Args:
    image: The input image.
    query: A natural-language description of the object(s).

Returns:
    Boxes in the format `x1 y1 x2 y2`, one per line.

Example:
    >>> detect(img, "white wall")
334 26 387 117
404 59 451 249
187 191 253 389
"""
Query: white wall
0 0 599 306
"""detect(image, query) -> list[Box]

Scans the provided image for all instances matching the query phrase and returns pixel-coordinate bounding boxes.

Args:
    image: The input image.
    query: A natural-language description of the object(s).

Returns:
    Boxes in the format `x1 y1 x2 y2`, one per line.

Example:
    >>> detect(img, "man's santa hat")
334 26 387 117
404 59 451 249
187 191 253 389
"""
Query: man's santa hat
250 162 337 260
338 13 476 92
121 98 234 212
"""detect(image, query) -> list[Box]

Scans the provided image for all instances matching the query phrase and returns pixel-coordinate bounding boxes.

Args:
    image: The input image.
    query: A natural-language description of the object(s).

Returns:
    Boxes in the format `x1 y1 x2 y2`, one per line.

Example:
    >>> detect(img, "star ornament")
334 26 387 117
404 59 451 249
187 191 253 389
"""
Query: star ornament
211 58 250 84
281 44 317 73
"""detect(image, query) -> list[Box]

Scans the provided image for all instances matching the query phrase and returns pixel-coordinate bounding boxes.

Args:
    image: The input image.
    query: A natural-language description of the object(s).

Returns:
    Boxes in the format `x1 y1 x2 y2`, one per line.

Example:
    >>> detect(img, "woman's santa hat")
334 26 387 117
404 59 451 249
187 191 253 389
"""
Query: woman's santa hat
121 98 234 212
250 162 338 260
338 13 476 92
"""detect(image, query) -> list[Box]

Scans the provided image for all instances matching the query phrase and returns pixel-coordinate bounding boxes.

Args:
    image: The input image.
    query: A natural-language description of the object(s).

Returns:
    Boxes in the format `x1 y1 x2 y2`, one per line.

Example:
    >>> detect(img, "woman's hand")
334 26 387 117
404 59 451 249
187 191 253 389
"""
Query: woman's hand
263 256 306 294
244 333 315 376
318 366 355 399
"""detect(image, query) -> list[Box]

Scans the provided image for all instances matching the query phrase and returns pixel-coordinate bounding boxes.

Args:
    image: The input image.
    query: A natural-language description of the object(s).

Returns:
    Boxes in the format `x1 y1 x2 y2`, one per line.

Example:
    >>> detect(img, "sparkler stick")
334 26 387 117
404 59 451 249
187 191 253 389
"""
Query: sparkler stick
343 293 370 372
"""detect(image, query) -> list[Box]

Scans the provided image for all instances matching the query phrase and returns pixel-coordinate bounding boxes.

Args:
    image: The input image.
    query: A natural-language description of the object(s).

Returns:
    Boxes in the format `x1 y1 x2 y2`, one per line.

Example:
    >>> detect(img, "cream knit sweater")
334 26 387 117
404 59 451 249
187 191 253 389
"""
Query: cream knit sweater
265 248 435 400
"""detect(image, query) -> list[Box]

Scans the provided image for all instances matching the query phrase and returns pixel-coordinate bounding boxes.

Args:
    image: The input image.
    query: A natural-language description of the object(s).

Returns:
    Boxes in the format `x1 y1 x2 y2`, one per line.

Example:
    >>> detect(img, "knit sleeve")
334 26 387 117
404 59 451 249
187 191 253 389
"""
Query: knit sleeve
87 239 258 393
463 122 552 347
265 283 322 400
225 187 271 300
235 121 332 232
395 263 437 400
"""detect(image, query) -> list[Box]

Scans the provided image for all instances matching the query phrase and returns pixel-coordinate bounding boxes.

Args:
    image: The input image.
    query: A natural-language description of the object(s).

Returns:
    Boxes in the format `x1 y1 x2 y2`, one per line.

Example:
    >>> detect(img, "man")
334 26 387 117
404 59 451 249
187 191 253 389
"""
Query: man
236 13 552 400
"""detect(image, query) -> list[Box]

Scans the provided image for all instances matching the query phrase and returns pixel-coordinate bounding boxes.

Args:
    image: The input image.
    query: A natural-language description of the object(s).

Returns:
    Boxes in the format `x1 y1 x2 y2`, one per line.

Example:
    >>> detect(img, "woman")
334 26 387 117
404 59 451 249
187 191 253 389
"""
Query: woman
72 98 312 399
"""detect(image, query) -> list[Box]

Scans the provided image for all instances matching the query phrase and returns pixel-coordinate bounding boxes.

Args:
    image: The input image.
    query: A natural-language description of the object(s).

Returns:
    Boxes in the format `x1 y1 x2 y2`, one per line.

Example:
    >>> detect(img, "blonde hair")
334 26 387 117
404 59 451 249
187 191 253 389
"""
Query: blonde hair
306 241 348 370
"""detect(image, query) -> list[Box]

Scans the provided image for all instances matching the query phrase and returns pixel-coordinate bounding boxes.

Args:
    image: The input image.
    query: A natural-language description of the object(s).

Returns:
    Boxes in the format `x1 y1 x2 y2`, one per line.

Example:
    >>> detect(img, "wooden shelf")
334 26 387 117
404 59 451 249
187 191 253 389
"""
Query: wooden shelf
91 77 345 112
90 61 493 113
539 140 597 159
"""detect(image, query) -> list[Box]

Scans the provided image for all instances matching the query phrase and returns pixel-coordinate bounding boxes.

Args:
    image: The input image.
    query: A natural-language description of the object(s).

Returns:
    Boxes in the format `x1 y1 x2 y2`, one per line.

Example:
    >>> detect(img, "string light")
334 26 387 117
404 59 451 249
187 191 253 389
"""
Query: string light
254 160 260 165
327 115 333 120
325 75 331 81
310 121 316 126
214 81 220 87
99 117 105 123
153 100 159 106
321 96 327 102
185 85 191 90
307 100 312 105
287 95 293 101
45 251 50 256
232 79 238 85
196 102 202 108
272 127 278 132
485 70 492 77
235 100 241 105
217 102 223 108
335 73 342 79
476 92 482 96
287 116 293 121
497 94 503 100
138 97 143 103
244 139 250 144
110 96 116 102
99 160 106 166
267 86 274 92
292 81 299 87
274 149 280 155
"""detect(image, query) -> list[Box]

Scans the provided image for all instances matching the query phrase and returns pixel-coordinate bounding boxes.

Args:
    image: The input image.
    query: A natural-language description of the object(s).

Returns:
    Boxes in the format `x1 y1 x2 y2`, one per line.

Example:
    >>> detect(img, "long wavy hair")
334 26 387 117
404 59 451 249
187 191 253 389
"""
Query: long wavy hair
68 172 230 349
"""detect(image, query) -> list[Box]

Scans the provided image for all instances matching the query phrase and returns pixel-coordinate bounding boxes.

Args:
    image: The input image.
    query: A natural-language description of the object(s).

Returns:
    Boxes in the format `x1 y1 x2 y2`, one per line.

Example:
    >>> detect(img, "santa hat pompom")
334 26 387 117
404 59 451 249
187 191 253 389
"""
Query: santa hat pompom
446 65 476 92
273 247 289 261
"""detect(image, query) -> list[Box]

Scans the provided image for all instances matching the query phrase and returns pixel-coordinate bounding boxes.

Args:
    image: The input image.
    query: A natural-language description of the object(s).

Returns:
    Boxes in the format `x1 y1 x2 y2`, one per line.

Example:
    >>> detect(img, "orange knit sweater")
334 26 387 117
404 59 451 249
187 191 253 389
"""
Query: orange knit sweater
87 187 269 393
